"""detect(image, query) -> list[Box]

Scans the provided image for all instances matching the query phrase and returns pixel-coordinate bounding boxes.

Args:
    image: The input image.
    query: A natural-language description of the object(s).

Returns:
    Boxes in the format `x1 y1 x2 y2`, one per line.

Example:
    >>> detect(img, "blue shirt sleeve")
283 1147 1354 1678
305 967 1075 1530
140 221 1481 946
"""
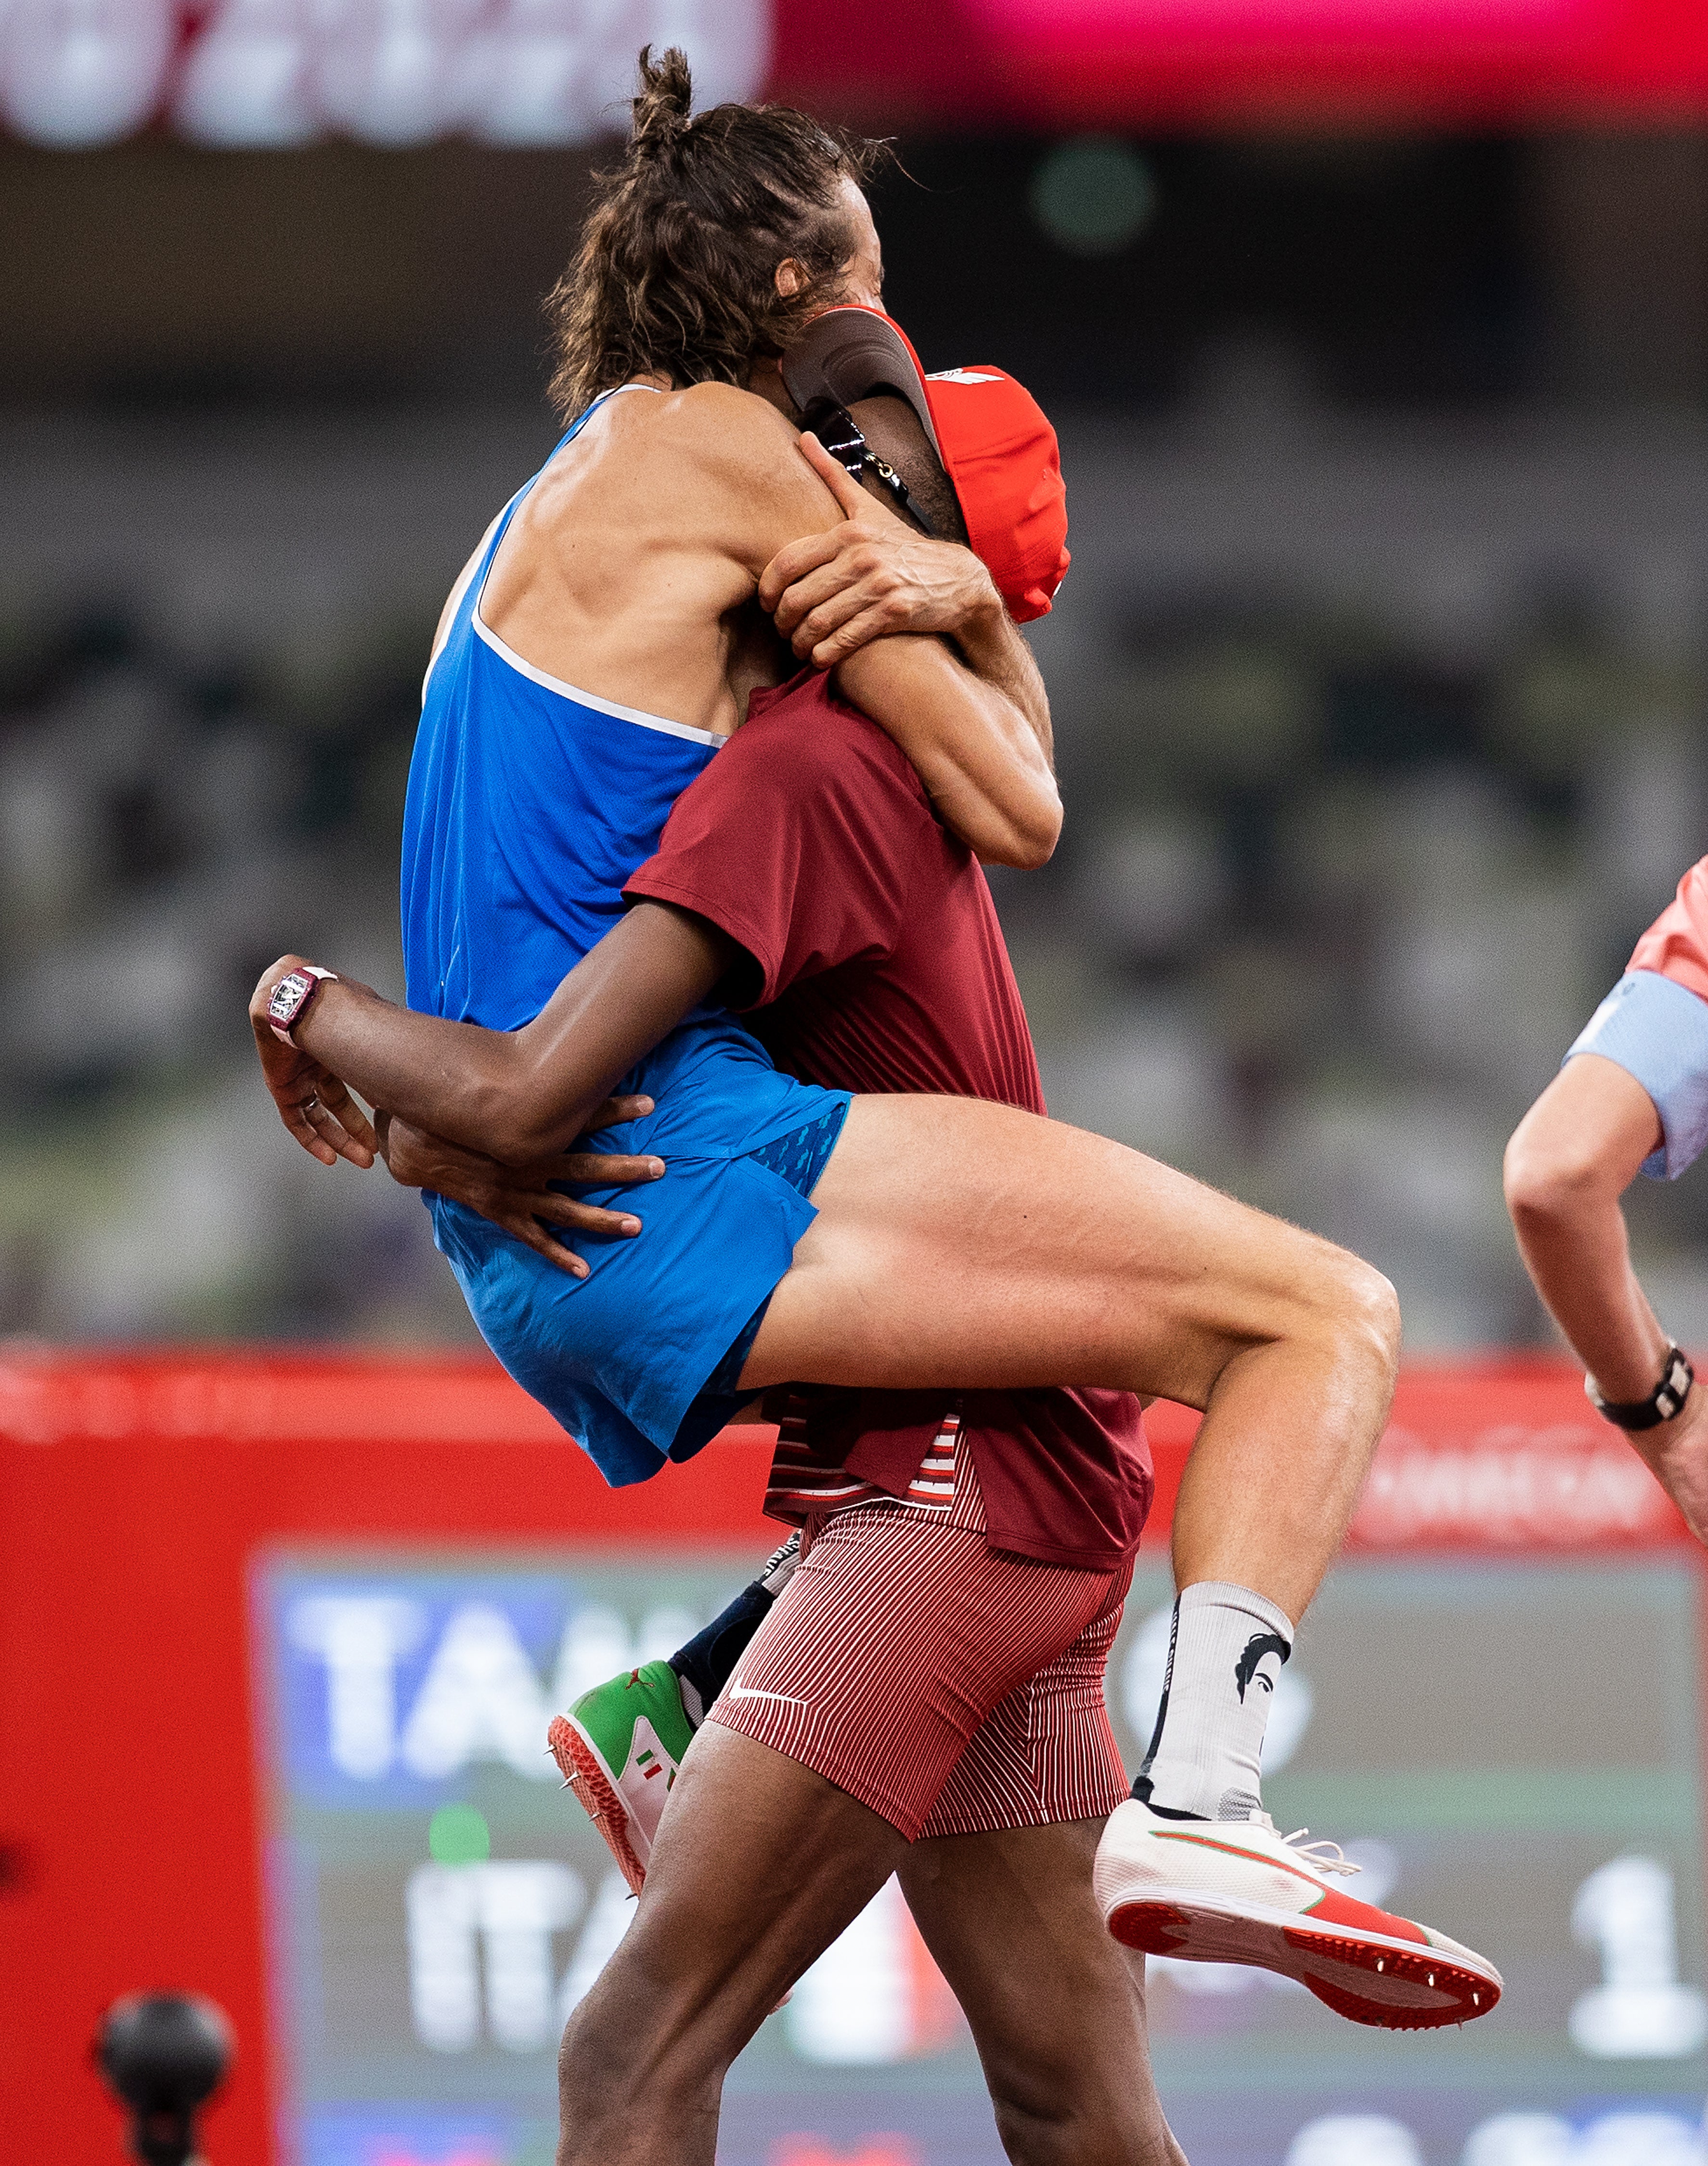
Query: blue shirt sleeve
1565 969 1708 1181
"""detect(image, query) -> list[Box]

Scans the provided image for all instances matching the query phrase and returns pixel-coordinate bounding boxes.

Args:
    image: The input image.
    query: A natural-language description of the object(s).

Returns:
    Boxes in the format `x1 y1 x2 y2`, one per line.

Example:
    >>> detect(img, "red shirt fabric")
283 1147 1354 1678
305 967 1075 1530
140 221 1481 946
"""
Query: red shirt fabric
1631 857 1708 1002
625 667 1152 1570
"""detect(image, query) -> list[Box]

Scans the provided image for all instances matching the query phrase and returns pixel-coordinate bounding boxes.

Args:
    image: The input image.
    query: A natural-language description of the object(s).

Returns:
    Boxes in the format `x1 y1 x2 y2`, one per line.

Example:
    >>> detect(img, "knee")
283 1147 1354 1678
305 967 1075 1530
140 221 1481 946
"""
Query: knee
1318 1249 1402 1384
985 2056 1174 2166
556 1975 731 2159
556 2001 623 2134
556 1994 661 2143
1355 1259 1403 1376
990 2093 1170 2166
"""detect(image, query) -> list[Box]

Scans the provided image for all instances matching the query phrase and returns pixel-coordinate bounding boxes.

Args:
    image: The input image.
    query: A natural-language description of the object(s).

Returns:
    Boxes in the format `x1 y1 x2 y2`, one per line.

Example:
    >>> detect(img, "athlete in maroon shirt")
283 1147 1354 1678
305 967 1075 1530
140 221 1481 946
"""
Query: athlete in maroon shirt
362 658 1189 2159
625 661 1152 1567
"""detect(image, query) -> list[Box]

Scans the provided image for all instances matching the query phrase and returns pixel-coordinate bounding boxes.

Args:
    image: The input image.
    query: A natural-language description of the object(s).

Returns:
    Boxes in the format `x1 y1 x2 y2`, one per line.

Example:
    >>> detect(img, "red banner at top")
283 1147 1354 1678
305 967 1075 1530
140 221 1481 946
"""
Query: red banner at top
1 3 1705 151
772 0 1708 125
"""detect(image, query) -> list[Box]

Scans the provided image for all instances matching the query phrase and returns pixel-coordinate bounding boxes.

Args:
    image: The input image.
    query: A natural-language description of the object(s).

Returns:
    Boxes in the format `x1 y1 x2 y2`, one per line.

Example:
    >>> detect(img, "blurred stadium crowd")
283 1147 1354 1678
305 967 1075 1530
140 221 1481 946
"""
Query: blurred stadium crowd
3 129 1708 1356
6 390 1708 1354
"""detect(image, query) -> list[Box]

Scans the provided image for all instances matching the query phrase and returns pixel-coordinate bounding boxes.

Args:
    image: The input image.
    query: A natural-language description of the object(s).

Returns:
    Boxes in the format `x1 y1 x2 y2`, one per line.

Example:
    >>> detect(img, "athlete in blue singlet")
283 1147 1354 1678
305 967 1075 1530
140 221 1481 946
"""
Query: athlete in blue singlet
404 382 854 1483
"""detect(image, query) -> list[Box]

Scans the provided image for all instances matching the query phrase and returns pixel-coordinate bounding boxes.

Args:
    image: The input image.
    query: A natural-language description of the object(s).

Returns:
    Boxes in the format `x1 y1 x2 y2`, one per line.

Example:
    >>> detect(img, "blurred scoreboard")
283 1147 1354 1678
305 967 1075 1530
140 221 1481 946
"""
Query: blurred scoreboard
258 1551 1708 2166
4 1354 1708 2166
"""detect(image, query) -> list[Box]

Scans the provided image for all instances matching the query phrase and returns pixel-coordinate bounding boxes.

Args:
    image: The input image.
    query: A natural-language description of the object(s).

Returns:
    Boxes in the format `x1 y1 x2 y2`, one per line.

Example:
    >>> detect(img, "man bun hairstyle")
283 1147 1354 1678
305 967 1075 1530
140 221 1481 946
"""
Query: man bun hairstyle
628 41 692 159
547 47 884 419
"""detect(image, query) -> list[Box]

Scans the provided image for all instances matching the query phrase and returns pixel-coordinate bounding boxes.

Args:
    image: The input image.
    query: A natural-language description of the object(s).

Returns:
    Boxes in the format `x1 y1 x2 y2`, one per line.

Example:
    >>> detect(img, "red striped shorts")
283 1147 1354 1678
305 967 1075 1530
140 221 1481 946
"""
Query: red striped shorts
709 1436 1133 1841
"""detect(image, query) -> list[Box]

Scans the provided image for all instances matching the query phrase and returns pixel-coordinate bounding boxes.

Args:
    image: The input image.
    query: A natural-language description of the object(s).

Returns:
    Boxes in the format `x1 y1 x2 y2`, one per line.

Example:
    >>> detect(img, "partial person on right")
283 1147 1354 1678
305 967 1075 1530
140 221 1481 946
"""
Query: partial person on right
1506 853 1708 1536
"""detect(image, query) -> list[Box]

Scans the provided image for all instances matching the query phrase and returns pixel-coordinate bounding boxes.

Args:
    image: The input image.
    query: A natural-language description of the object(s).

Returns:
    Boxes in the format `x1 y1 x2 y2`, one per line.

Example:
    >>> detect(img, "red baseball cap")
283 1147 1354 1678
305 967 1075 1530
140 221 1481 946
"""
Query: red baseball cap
781 305 1071 624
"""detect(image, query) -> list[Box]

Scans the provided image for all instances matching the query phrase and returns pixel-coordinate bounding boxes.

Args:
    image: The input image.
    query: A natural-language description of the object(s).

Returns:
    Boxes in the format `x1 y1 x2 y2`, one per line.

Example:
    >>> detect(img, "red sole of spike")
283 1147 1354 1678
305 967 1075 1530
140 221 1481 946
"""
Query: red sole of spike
547 1715 647 1897
1282 1927 1499 2030
1107 1902 1500 2031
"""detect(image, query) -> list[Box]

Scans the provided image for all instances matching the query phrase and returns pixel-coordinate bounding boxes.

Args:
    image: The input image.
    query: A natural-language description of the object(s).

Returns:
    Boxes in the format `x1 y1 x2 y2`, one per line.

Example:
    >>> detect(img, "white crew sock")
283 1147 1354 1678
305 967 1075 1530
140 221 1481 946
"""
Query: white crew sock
1133 1580 1294 1822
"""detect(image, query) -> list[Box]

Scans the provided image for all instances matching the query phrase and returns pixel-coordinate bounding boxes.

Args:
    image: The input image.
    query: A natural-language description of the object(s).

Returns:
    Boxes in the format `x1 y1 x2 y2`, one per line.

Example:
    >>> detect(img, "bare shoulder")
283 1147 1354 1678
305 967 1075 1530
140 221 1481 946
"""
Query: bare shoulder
654 381 800 461
643 383 839 545
521 380 838 589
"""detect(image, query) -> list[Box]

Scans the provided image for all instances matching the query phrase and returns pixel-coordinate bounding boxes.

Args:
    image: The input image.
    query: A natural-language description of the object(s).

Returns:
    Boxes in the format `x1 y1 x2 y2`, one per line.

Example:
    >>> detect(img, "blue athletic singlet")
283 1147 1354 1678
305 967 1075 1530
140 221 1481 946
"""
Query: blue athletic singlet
400 387 849 1485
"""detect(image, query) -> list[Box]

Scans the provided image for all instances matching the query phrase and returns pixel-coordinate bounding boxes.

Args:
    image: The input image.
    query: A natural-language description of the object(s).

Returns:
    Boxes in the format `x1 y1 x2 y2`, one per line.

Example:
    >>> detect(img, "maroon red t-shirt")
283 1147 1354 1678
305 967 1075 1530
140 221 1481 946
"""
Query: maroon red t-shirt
624 667 1152 1570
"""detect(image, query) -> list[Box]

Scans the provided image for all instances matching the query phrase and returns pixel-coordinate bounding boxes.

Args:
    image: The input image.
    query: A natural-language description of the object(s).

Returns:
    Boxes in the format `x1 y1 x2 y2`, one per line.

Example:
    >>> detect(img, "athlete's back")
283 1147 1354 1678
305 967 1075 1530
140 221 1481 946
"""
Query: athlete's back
478 378 815 738
407 386 741 1027
399 380 868 1478
401 378 833 1028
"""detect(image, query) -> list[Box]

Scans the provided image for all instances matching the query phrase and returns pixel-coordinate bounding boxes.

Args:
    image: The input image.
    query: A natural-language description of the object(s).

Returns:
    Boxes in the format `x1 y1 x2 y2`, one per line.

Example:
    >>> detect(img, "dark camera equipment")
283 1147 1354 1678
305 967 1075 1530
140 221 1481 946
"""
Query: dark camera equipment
95 1993 234 2166
798 396 937 536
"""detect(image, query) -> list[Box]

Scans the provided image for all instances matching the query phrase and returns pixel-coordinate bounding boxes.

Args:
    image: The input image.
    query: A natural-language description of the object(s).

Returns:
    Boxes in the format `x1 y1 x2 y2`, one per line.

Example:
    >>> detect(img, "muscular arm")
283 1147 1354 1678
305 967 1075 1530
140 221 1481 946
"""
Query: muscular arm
719 405 1061 868
837 632 1056 868
798 473 1057 865
1506 1049 1708 1544
942 594 1051 771
277 902 736 1166
761 402 1054 777
1503 1054 1669 1398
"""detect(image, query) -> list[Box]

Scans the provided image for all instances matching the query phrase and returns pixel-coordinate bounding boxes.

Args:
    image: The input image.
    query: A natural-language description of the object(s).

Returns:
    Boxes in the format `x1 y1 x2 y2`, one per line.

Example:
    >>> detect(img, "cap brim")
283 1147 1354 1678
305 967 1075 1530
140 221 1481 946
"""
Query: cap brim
781 308 943 460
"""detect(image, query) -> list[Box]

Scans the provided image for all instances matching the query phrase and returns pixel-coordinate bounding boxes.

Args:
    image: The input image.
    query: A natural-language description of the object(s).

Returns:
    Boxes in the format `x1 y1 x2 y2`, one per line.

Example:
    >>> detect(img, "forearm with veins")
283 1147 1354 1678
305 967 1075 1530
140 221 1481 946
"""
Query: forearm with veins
294 902 734 1167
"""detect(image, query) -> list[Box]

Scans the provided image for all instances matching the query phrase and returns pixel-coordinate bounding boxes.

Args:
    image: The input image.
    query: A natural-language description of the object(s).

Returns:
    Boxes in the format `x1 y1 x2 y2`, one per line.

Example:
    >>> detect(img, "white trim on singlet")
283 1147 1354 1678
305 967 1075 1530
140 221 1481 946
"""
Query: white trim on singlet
461 381 724 749
468 615 723 747
423 498 511 702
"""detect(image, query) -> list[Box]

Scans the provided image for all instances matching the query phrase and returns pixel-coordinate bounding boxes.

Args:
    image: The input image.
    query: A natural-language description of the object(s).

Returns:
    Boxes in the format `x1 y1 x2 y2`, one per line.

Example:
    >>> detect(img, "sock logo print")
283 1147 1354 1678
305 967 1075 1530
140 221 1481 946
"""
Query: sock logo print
1234 1631 1291 1704
1128 1586 1297 1820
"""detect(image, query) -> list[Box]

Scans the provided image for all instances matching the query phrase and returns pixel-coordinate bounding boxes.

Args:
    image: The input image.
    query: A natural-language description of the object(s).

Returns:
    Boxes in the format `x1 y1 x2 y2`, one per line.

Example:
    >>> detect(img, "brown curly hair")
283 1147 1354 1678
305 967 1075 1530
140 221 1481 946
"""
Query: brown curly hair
546 47 885 420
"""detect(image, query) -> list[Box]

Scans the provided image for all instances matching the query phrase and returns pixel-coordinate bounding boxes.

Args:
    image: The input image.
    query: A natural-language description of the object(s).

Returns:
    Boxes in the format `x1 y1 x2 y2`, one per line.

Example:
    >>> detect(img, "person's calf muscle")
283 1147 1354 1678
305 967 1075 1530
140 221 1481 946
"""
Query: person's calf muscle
744 1093 1397 1625
1171 1327 1397 1623
899 1821 1183 2166
556 1726 905 2166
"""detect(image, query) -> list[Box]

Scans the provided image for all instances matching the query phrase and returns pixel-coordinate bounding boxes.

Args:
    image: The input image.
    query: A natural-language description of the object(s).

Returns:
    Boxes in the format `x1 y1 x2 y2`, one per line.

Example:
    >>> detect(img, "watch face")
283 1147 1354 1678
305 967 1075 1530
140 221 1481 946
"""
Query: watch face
269 972 311 1027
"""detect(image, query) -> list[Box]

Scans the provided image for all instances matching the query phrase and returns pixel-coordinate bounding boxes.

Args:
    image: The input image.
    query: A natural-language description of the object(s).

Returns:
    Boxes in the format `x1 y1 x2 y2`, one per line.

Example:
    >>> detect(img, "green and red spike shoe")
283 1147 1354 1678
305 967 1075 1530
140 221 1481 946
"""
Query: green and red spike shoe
547 1659 696 1896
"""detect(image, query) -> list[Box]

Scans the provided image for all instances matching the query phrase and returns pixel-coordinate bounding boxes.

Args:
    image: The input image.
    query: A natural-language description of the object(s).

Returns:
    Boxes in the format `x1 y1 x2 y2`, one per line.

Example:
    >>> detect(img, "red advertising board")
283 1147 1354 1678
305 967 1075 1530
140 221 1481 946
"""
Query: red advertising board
1 3 1706 148
0 1350 1700 2166
773 0 1708 126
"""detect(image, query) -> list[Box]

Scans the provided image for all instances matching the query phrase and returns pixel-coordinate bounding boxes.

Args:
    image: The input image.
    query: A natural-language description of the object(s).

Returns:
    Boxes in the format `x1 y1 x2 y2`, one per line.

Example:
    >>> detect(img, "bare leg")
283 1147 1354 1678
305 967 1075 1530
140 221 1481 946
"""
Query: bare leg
742 1096 1399 1623
899 1819 1188 2166
556 1722 906 2166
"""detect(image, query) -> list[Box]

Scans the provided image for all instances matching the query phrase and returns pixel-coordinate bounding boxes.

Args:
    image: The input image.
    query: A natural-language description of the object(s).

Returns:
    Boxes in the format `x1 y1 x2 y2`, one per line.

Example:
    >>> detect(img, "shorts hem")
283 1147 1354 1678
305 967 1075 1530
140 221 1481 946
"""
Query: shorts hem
706 1701 1131 1842
915 1772 1130 1841
705 1703 931 1840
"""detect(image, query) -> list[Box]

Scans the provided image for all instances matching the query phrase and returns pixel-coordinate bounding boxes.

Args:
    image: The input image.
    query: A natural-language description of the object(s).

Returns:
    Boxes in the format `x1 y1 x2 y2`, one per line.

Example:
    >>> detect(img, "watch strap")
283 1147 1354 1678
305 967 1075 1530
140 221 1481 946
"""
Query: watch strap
1585 1344 1693 1431
268 965 338 1045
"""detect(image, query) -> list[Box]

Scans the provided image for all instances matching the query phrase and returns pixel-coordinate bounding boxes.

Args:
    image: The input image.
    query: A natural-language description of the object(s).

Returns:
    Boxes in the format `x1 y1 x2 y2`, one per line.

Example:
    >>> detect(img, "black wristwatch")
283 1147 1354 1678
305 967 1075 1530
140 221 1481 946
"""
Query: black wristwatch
1585 1344 1694 1431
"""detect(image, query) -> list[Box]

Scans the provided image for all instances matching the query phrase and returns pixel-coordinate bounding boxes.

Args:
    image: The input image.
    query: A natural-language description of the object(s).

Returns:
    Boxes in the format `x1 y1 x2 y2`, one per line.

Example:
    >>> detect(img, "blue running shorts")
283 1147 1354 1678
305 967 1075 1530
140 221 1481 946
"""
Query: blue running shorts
428 1014 851 1487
